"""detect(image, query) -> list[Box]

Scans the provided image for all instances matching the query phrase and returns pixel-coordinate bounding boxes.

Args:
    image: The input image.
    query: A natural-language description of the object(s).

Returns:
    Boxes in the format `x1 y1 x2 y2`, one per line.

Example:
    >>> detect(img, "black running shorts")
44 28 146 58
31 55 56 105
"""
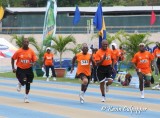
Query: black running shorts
97 65 113 82
76 73 91 81
16 67 34 85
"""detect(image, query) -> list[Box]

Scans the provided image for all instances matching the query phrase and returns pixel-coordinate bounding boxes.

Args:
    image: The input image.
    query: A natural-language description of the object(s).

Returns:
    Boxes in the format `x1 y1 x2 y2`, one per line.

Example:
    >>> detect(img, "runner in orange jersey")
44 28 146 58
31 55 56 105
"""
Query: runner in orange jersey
132 43 154 99
71 43 94 104
94 40 115 102
11 38 37 103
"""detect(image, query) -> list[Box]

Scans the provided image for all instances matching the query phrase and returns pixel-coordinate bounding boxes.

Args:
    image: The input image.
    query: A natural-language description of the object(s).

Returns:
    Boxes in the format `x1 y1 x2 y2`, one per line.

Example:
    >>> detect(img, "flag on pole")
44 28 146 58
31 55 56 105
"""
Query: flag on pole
93 2 103 31
42 0 57 41
98 17 106 48
73 5 80 25
93 2 106 48
150 10 156 25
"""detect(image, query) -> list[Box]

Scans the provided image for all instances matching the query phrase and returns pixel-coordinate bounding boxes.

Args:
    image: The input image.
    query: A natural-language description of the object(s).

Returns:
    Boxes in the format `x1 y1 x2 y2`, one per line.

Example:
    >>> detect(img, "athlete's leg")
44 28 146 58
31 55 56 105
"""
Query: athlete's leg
45 66 50 81
24 82 30 103
138 72 144 99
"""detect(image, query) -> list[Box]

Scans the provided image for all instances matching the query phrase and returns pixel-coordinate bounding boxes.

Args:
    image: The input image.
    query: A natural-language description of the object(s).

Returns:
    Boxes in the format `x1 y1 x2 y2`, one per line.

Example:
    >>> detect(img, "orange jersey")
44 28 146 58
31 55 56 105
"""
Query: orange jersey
132 51 154 74
76 53 91 76
12 48 37 69
112 49 120 63
44 52 54 66
153 48 160 58
94 48 113 66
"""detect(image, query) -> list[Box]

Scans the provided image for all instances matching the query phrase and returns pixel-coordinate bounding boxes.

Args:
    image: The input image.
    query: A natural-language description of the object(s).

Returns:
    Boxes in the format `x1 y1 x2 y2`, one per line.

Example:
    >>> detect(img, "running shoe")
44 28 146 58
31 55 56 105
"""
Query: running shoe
79 92 84 104
101 96 106 102
152 84 160 90
17 83 21 92
140 91 144 99
24 97 29 103
53 77 57 81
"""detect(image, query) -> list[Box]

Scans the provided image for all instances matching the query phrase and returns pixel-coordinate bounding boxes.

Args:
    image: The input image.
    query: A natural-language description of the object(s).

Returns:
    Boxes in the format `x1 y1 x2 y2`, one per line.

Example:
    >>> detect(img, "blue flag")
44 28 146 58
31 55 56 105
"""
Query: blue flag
93 2 103 31
99 17 106 48
93 2 106 48
73 5 80 25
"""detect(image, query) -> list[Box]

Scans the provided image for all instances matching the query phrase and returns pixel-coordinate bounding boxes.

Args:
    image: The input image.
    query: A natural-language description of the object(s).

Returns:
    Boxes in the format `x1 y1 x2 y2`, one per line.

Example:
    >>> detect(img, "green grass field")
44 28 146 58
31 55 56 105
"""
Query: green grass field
0 71 80 83
0 70 159 90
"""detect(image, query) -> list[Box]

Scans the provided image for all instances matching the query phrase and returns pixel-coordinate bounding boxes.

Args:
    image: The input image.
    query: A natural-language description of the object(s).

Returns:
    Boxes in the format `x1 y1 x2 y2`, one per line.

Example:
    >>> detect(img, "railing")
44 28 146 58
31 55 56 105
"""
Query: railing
0 26 160 34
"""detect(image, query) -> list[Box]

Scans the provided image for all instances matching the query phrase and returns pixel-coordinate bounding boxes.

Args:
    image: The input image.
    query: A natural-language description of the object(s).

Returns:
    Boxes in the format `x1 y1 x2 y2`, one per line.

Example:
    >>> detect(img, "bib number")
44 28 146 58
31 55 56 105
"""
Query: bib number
140 59 147 63
21 60 29 64
81 60 89 65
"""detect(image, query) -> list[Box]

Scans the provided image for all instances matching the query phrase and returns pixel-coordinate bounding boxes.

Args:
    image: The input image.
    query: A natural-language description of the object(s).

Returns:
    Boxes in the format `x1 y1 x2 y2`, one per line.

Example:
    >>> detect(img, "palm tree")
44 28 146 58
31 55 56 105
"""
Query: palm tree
69 44 82 55
11 34 39 50
107 33 117 46
121 33 154 61
36 46 46 67
50 35 76 68
90 32 116 46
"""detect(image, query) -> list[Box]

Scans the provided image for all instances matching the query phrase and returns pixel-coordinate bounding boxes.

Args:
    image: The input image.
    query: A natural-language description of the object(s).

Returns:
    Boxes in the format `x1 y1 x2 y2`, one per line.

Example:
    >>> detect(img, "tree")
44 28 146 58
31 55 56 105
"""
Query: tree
50 35 76 68
69 44 82 55
120 33 154 61
11 35 39 50
36 46 46 67
22 0 47 7
1 0 160 7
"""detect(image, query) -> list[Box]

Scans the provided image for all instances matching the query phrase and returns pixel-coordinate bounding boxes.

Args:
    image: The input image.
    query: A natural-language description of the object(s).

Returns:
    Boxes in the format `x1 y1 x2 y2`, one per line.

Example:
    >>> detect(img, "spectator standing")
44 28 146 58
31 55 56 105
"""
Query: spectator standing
43 47 56 81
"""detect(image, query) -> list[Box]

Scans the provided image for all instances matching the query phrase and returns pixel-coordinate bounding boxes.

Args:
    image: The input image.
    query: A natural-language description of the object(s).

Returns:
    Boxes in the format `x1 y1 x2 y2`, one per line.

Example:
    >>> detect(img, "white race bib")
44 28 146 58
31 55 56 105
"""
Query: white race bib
105 56 111 60
140 59 148 63
46 56 52 59
80 60 89 65
21 59 29 64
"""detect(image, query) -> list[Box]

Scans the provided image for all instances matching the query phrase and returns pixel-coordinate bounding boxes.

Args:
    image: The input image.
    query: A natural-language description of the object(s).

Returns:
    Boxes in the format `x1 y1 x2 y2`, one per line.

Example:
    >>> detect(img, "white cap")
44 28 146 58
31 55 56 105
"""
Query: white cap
138 43 145 46
110 43 117 49
46 47 51 51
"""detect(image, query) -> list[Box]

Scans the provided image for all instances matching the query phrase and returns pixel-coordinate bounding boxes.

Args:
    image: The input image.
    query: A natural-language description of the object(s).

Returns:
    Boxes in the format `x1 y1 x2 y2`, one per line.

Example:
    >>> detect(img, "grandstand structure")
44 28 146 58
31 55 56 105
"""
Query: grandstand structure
0 6 160 34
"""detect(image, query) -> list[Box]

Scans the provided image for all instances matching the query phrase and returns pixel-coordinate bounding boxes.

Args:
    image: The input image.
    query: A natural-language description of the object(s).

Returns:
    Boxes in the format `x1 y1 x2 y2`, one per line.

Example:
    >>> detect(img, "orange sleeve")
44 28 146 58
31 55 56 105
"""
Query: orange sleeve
132 53 138 63
117 50 120 57
43 53 46 59
94 50 101 61
94 54 99 61
12 49 21 60
32 50 37 62
12 51 18 60
149 52 154 61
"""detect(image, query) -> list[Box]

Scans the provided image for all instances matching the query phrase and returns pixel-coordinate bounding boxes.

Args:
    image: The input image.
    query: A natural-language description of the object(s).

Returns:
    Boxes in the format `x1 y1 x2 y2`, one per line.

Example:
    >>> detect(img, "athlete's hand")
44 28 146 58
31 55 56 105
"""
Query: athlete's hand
102 53 106 60
135 67 139 72
12 68 16 73
70 67 74 73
